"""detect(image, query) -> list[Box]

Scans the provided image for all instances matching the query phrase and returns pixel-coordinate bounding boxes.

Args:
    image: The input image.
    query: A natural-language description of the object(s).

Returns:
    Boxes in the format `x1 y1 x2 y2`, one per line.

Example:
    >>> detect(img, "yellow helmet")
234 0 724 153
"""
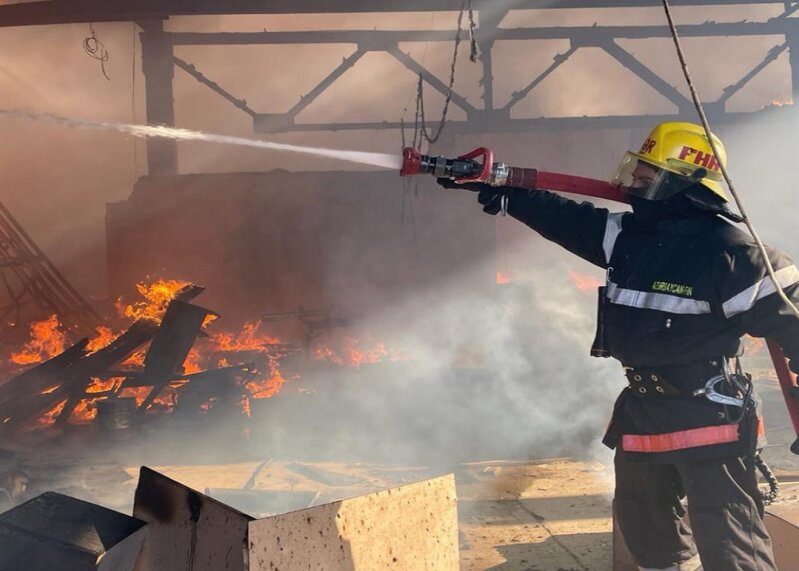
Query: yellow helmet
612 121 728 202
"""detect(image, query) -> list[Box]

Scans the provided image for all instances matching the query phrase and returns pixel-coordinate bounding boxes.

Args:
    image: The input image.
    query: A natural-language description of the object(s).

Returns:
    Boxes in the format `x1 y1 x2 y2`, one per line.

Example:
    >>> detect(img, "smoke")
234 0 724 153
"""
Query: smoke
2 6 799 510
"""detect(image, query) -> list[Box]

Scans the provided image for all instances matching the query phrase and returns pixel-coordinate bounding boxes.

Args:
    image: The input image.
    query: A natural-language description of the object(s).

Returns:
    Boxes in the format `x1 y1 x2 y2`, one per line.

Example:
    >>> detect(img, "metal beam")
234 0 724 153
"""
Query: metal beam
173 56 258 117
787 13 799 102
387 47 477 113
253 107 790 135
476 8 511 112
0 0 791 28
285 48 367 118
600 40 690 110
503 47 577 111
717 42 788 103
168 20 799 47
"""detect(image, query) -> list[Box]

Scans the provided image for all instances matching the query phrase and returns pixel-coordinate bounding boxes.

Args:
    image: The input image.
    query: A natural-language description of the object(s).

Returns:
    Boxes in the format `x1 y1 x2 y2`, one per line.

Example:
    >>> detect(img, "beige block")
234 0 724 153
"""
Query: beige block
133 467 253 571
99 526 147 571
765 512 799 570
248 474 459 570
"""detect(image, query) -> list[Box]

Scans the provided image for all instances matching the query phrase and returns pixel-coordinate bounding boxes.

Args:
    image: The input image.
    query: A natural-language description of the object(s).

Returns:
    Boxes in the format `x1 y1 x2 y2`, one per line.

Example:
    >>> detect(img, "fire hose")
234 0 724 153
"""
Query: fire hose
399 146 799 461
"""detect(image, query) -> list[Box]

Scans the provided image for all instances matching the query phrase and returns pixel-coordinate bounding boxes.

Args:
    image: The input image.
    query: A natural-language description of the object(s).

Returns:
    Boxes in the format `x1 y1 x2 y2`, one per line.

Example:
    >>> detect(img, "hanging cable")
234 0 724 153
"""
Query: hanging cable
755 454 780 504
468 0 479 63
661 0 799 321
83 23 111 81
410 0 479 148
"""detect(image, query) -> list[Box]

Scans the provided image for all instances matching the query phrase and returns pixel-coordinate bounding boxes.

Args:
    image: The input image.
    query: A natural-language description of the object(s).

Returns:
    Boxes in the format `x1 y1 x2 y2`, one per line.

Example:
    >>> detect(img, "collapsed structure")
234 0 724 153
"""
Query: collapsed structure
2 1 799 569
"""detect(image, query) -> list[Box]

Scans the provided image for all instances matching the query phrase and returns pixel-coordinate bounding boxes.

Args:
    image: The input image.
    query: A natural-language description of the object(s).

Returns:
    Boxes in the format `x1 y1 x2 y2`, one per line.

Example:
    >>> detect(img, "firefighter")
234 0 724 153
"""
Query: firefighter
440 122 798 570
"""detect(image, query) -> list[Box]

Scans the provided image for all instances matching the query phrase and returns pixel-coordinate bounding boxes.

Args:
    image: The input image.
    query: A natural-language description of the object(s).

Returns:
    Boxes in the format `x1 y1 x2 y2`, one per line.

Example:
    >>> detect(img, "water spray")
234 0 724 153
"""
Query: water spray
0 110 403 171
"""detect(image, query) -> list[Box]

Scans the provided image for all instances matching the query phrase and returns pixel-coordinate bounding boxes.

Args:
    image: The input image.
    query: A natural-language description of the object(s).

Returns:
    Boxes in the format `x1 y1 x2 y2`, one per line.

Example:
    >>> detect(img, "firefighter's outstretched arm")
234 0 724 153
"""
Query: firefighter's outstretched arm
438 178 615 269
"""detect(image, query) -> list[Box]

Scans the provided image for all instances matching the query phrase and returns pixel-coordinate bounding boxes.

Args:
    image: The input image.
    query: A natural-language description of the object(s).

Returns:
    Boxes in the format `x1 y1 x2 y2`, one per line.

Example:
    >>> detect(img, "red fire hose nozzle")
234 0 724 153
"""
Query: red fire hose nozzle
400 147 495 183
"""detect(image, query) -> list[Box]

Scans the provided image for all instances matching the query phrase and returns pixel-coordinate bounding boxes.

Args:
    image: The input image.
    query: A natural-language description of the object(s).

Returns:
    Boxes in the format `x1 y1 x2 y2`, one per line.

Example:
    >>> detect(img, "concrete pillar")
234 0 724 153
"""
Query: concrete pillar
139 20 178 175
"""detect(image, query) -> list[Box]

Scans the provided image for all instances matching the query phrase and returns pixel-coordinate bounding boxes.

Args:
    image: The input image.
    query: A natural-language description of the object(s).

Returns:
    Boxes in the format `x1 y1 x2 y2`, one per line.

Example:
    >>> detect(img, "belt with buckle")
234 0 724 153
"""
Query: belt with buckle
624 368 681 398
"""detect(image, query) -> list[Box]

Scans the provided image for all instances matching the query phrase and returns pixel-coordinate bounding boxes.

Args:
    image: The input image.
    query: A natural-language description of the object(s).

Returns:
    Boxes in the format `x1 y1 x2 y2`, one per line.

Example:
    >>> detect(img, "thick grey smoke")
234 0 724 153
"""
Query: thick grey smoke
2 6 799 508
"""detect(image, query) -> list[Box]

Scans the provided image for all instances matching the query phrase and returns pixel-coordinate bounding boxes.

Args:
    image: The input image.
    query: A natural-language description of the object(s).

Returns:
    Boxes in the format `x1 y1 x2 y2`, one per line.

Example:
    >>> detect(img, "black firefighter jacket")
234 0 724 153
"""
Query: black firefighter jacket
504 187 799 463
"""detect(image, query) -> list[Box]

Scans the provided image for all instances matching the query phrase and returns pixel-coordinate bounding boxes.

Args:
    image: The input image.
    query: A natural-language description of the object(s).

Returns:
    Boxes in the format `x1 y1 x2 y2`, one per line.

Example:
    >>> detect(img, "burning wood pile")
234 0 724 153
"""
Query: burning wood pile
0 279 401 436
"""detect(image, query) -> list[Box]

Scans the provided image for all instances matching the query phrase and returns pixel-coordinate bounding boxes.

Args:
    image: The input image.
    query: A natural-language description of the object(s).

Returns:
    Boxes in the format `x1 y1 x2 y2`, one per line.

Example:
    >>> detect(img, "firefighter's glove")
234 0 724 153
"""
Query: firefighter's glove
436 178 492 193
478 189 504 216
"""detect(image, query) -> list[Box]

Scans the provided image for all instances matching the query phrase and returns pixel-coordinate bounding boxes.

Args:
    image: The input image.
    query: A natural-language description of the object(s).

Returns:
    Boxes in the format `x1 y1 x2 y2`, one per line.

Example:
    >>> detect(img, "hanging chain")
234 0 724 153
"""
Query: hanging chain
468 0 479 63
401 0 479 151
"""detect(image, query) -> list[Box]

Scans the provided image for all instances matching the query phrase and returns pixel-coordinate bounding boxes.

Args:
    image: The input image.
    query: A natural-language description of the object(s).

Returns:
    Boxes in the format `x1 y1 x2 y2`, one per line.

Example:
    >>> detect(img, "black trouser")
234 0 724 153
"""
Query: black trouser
614 450 777 571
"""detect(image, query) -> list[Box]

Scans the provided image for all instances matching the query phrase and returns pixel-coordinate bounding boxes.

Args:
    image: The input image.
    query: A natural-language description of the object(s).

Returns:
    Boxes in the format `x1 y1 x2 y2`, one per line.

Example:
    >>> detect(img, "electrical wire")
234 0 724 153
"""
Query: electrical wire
83 23 111 81
661 0 799 321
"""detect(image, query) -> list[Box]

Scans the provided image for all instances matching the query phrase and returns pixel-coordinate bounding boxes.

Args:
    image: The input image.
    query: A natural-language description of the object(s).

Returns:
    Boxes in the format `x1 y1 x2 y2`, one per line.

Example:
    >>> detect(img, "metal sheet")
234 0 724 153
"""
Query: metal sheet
0 492 146 571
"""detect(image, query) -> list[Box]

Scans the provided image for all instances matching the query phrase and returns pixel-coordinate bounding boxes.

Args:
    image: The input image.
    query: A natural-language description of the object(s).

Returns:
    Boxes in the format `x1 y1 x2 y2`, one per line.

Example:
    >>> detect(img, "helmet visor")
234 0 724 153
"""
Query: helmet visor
611 152 715 201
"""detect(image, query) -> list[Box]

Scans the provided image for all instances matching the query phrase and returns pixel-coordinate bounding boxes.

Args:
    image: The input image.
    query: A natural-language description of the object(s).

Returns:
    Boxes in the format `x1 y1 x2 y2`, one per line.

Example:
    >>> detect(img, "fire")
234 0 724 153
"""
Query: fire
10 314 66 365
210 320 280 353
183 348 203 375
496 272 511 285
86 325 118 353
116 279 191 321
38 399 67 427
120 350 146 369
246 369 285 400
5 278 415 430
69 399 99 424
85 376 122 394
568 270 602 292
314 336 403 368
118 386 151 407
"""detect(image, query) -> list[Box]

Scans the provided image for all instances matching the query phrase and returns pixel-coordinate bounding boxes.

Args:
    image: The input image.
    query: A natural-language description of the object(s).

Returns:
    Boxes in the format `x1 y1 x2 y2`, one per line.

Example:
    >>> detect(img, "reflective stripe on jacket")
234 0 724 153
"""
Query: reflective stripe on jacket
505 187 799 462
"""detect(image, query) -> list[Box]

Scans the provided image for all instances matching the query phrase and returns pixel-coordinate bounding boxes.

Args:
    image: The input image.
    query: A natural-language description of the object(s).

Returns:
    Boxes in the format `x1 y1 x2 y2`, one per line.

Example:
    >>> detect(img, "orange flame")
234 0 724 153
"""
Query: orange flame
118 386 151 407
210 321 280 353
496 272 510 285
314 336 404 368
568 270 602 292
86 325 119 353
10 315 66 365
246 369 286 400
183 348 203 375
116 279 191 322
85 376 122 394
69 399 100 424
38 399 67 427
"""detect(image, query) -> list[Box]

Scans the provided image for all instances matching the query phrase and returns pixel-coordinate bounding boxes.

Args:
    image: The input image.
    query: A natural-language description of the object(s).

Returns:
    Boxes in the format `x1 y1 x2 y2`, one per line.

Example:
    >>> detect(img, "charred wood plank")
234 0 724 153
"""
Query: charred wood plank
0 339 89 407
174 284 205 303
53 318 160 426
130 300 214 418
0 319 157 431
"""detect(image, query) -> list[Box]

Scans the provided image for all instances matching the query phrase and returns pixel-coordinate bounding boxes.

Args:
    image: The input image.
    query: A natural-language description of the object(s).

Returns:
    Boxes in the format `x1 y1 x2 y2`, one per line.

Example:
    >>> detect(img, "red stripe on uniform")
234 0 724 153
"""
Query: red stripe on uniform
622 424 740 453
